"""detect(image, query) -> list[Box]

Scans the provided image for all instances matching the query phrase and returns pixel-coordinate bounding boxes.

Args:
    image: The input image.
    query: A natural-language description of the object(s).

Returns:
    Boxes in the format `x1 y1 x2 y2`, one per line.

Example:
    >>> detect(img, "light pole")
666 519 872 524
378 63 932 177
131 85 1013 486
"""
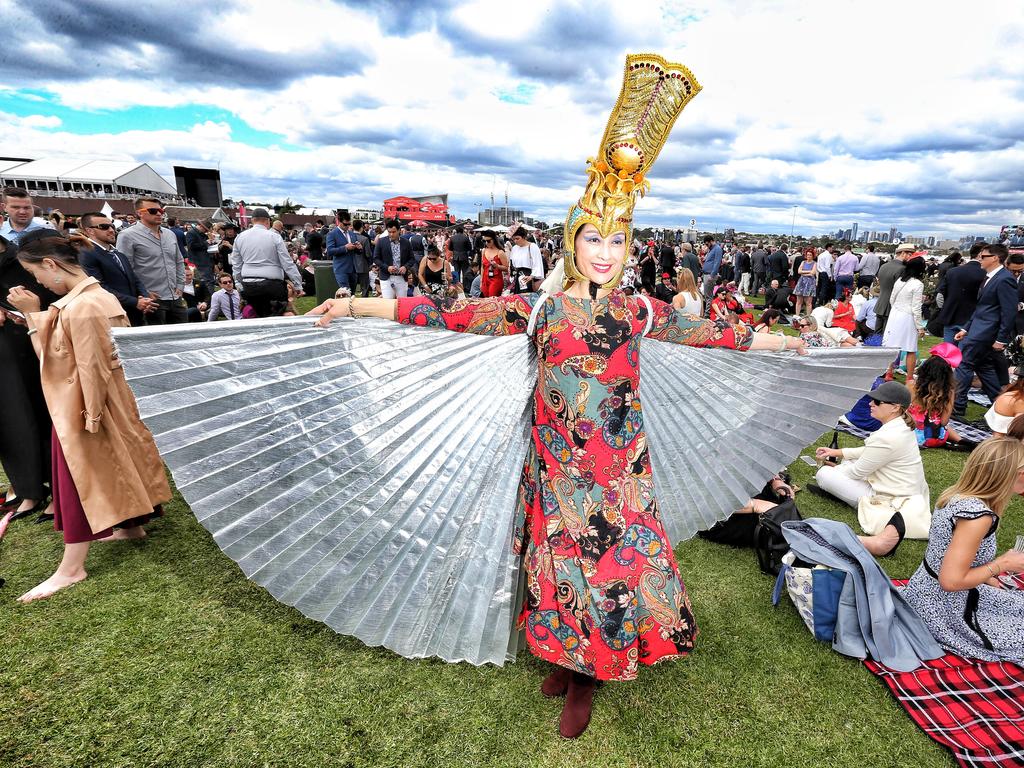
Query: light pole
791 206 797 238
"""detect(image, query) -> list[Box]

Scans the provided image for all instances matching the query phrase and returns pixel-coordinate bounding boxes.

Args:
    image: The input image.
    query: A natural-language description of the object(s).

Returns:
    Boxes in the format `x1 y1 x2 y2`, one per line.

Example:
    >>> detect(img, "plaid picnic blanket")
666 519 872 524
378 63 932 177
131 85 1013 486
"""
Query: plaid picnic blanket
969 389 993 407
836 419 992 444
864 579 1024 768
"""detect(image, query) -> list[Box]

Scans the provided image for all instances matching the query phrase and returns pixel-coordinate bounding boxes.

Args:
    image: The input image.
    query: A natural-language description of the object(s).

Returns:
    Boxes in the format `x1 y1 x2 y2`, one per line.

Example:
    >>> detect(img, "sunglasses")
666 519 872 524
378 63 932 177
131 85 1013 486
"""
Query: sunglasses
90 223 114 230
220 280 233 285
138 207 165 215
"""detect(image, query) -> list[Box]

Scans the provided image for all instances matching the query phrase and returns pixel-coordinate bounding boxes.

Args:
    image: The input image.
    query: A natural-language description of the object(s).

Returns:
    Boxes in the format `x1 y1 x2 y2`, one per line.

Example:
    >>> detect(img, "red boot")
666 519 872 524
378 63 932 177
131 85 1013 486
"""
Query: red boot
541 666 572 698
559 673 596 738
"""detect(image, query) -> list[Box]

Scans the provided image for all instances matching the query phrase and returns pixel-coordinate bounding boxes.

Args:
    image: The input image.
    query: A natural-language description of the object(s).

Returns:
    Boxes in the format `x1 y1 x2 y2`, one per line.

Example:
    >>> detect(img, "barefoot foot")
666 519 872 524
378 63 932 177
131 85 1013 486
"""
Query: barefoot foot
861 525 900 557
99 526 146 542
17 571 87 603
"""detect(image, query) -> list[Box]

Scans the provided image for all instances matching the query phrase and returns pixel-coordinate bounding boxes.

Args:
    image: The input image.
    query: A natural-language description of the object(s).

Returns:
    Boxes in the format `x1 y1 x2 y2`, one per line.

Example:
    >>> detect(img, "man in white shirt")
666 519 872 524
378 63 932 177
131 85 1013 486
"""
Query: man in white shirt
231 208 304 317
508 227 544 293
815 244 835 307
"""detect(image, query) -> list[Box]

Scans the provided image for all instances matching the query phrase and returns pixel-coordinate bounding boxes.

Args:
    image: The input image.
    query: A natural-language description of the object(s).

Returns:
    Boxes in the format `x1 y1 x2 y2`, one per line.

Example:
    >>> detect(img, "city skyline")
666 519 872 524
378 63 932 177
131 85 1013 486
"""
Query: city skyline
0 1 1021 239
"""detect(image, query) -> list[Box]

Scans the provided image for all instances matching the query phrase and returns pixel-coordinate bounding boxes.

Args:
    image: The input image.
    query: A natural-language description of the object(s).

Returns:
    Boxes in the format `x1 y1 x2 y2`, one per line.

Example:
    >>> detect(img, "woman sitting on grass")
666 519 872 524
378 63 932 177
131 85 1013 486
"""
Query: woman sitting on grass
985 340 1024 434
906 346 964 448
5 231 170 603
902 428 1024 662
814 381 929 550
832 288 857 335
671 268 703 316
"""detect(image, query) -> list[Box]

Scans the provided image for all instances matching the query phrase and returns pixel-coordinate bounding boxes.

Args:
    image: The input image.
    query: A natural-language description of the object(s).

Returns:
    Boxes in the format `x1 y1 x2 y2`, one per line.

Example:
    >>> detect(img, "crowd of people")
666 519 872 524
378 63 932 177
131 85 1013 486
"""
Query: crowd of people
1 178 1022 738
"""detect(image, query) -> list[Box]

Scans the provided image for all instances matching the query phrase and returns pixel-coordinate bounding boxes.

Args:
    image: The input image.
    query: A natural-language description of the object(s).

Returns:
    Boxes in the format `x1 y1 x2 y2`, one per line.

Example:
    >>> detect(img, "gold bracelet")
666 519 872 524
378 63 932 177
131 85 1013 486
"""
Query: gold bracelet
347 296 356 318
986 561 999 578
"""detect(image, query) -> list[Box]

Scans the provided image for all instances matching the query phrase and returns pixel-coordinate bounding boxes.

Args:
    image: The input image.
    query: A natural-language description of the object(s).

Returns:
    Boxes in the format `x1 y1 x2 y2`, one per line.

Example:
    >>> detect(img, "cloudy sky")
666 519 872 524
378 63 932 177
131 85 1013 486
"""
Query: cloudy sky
0 0 1021 238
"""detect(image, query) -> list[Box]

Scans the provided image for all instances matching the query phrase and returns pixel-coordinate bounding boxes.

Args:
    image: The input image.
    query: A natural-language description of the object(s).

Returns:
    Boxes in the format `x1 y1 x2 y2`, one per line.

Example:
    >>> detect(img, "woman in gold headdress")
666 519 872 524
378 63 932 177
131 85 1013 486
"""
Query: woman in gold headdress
308 54 805 738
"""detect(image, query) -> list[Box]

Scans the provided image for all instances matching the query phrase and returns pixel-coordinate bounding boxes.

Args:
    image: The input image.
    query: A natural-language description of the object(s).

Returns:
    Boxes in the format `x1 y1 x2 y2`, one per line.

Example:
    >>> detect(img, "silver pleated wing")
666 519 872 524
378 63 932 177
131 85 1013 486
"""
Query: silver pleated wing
114 316 892 666
640 345 896 542
113 317 535 666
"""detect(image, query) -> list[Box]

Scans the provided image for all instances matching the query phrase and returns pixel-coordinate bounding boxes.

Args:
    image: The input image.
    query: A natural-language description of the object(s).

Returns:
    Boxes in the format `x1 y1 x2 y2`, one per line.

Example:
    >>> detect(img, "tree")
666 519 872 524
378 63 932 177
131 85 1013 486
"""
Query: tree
276 198 302 215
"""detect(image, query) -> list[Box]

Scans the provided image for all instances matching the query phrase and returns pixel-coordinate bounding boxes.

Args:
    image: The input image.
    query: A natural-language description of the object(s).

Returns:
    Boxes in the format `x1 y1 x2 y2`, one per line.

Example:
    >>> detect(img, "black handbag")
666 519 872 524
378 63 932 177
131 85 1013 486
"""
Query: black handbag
754 498 802 576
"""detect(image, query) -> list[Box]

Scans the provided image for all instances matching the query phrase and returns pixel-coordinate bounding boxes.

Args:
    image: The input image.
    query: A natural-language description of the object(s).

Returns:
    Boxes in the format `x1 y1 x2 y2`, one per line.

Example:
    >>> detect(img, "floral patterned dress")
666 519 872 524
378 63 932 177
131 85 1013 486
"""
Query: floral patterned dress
397 289 752 681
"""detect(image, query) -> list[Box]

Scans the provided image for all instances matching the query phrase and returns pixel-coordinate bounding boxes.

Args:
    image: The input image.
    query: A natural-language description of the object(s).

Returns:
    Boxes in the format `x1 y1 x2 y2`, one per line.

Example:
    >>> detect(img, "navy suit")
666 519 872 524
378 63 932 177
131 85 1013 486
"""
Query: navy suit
372 236 416 275
78 243 150 326
933 260 984 341
326 226 357 289
954 266 1019 412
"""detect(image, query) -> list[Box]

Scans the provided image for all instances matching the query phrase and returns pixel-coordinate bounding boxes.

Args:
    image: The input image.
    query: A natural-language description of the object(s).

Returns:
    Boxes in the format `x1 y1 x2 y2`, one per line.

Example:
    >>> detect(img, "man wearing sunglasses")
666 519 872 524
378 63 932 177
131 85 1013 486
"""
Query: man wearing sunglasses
115 197 186 324
953 243 1018 417
78 212 156 327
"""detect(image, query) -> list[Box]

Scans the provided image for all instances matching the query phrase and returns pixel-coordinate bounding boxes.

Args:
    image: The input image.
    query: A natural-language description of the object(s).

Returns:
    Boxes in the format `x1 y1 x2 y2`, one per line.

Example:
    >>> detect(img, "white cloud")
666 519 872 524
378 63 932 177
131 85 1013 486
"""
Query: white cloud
1 0 1022 237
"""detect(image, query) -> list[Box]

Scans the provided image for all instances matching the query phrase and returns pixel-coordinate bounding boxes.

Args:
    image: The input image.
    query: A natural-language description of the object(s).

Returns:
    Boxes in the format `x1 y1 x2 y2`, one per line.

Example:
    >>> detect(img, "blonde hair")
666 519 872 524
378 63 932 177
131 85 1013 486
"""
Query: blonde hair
936 436 1024 515
675 269 699 298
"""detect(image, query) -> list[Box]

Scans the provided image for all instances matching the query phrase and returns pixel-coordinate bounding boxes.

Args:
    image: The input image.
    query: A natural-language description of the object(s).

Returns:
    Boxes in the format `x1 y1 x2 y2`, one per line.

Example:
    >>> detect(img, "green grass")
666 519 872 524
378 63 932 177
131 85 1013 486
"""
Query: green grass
0 328 1013 767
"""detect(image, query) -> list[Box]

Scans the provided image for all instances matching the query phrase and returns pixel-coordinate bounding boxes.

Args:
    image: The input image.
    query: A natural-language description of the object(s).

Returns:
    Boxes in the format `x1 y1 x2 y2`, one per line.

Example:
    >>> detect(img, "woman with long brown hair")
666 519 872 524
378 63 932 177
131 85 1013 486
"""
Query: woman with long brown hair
902 432 1024 661
478 230 507 298
906 347 963 448
5 230 169 603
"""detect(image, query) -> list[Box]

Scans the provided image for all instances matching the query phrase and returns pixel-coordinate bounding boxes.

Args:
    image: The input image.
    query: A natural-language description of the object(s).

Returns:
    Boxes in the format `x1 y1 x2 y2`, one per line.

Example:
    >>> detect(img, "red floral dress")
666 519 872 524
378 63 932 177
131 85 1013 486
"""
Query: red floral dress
398 290 752 680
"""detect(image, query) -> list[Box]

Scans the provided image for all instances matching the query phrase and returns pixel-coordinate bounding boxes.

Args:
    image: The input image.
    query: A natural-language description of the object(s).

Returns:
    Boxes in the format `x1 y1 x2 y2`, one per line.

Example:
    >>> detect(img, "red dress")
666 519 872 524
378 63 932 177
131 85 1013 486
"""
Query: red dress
398 290 752 680
480 250 505 298
832 300 856 333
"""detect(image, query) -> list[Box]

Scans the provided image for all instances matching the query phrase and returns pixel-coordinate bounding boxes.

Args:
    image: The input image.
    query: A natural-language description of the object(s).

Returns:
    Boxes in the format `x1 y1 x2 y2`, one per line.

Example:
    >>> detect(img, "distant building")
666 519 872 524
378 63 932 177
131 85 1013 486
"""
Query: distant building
851 223 858 241
352 208 382 222
0 157 179 201
478 207 524 226
889 226 898 242
926 236 936 247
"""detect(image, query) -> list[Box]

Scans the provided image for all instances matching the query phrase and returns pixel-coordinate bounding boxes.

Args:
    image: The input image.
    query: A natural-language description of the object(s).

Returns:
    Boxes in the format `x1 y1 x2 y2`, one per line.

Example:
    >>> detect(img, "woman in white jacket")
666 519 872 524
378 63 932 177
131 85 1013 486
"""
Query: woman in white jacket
814 381 929 556
882 257 926 382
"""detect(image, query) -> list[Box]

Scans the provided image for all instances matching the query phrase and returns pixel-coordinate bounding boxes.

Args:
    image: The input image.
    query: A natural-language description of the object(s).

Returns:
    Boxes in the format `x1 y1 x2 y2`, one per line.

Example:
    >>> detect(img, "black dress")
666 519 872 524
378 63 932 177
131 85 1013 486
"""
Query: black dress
0 237 57 500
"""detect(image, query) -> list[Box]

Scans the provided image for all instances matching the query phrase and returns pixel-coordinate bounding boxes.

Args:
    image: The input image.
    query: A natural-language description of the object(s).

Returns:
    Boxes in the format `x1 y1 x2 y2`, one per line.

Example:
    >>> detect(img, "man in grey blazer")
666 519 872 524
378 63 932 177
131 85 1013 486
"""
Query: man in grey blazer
873 244 912 332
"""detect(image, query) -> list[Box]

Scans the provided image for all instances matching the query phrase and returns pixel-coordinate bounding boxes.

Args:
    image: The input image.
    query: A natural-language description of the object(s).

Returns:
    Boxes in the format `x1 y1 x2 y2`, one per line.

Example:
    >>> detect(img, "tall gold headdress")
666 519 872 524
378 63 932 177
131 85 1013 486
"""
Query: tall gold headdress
563 53 702 289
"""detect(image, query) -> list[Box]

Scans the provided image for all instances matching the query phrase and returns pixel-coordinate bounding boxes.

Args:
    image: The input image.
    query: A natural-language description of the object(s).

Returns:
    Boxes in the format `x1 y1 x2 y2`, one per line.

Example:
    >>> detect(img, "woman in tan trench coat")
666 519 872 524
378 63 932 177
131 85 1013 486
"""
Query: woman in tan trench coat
6 230 169 602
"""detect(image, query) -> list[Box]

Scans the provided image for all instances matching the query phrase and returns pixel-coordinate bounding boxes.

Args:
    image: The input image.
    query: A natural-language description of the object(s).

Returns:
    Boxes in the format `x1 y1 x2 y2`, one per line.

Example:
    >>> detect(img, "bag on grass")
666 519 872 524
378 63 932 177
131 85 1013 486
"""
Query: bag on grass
772 552 846 642
753 498 802 576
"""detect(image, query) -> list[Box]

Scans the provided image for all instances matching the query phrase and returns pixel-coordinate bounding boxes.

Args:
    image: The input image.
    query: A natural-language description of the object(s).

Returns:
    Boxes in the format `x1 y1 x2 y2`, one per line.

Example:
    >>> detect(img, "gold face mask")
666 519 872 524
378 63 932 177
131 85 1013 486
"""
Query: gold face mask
563 53 702 290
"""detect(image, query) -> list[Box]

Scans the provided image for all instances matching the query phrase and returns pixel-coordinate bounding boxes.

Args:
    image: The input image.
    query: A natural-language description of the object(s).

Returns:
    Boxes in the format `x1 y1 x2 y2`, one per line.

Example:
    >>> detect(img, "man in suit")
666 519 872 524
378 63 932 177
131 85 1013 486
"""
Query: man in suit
1008 253 1024 336
953 243 1018 417
749 243 768 299
350 219 373 298
78 211 156 326
768 243 789 286
448 225 473 287
373 219 416 299
327 210 361 291
873 244 911 332
679 242 700 285
185 218 215 288
930 244 985 343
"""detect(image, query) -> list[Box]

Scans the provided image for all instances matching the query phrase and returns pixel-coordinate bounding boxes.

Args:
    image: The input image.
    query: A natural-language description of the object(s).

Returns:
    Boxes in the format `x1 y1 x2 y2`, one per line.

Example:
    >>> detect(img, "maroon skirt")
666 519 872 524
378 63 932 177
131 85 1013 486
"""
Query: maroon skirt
51 427 158 544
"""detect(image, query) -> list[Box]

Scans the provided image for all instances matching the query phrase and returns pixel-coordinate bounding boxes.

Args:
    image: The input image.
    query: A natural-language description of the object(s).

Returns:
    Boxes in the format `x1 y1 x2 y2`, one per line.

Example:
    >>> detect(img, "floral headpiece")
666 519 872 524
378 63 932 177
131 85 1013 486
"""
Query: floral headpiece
563 53 702 289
